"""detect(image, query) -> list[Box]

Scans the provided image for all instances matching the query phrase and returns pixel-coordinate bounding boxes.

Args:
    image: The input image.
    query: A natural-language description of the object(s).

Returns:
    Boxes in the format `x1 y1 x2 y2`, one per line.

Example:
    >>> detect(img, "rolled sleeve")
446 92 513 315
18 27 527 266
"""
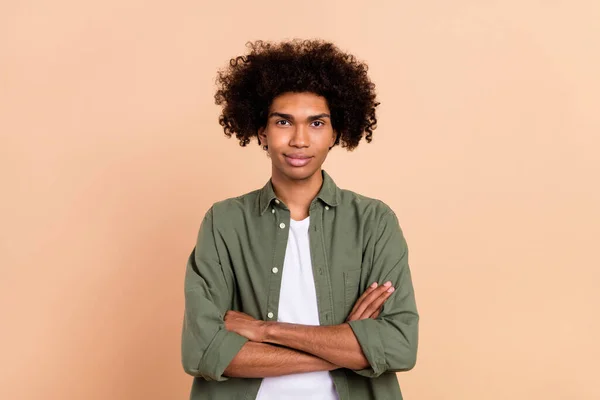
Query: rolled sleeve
197 328 249 381
348 318 387 377
348 209 419 378
181 207 247 381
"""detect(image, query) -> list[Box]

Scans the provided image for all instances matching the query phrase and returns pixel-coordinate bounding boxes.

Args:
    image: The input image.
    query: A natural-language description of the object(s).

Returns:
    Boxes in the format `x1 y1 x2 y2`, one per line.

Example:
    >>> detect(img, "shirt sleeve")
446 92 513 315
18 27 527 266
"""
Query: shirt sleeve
181 206 249 381
347 209 419 378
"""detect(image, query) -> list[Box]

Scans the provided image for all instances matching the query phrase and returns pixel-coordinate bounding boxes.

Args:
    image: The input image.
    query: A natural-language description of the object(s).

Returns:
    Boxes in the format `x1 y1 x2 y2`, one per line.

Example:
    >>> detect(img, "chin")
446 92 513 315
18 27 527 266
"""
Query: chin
275 162 321 181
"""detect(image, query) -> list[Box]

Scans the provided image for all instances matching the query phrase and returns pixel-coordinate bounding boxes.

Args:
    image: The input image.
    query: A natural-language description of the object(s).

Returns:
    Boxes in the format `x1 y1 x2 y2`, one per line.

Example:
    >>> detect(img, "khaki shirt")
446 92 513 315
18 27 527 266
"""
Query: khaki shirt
182 170 419 399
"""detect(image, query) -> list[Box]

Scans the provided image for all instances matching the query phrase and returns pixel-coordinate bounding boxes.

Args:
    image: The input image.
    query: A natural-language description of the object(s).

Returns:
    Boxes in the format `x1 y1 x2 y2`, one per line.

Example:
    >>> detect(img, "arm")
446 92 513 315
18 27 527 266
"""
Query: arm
345 209 419 378
255 281 399 370
224 341 338 378
181 207 248 381
223 213 417 375
223 284 396 374
262 322 370 370
182 208 341 380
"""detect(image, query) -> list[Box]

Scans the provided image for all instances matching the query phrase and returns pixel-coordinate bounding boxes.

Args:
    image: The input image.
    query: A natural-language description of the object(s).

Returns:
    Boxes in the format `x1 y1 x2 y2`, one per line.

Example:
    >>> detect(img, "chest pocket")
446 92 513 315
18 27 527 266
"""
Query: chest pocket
343 268 362 318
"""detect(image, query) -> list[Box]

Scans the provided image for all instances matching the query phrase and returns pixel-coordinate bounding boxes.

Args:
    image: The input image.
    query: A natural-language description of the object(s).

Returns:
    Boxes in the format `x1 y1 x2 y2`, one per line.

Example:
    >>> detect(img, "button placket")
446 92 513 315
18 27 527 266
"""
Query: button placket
309 206 335 326
265 204 289 325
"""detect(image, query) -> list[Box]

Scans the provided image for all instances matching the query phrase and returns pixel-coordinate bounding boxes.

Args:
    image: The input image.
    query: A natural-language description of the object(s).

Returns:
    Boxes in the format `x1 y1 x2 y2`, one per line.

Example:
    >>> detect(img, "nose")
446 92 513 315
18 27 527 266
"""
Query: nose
289 124 309 148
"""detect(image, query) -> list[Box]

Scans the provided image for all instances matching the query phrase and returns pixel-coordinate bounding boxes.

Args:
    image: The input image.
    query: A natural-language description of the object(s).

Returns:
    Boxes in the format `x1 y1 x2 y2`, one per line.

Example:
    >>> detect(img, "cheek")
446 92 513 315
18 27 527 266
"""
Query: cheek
268 135 288 148
320 130 337 147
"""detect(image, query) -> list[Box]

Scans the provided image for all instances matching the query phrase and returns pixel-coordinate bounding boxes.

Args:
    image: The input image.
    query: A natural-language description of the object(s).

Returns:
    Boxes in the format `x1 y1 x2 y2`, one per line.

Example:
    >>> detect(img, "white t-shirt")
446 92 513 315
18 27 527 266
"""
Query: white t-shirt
256 216 339 400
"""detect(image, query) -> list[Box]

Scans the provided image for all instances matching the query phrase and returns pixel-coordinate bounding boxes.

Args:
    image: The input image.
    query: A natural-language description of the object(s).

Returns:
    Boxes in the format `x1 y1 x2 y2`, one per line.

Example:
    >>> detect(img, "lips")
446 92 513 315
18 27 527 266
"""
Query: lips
284 154 312 167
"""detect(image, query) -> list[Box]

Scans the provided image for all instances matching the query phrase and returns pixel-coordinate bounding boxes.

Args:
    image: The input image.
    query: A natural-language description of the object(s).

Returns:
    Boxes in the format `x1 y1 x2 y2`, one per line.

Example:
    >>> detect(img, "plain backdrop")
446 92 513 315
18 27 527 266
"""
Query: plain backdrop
1 1 599 399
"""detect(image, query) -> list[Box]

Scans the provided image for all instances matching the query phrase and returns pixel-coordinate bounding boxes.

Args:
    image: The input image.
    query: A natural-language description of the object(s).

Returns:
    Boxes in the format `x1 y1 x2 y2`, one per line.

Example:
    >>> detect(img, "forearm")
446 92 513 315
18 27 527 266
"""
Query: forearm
223 341 338 378
264 322 369 370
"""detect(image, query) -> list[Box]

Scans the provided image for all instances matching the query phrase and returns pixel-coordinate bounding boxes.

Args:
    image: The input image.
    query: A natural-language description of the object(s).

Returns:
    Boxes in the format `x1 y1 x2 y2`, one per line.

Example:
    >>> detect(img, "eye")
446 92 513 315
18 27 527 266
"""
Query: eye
275 120 291 126
311 121 325 127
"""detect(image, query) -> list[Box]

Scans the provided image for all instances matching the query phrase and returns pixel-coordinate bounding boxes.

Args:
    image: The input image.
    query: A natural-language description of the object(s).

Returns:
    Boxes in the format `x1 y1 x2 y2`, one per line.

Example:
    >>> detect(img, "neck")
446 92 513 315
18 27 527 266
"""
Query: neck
271 167 323 220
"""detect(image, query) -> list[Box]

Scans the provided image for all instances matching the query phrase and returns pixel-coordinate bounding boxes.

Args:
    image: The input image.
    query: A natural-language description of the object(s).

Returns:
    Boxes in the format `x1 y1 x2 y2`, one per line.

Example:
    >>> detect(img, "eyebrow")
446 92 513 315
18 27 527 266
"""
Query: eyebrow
268 112 331 122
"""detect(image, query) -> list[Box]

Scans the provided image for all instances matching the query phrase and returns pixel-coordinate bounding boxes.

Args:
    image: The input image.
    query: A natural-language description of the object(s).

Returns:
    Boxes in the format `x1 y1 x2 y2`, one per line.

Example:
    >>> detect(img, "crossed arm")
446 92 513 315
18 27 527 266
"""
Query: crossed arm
223 282 395 378
182 208 418 381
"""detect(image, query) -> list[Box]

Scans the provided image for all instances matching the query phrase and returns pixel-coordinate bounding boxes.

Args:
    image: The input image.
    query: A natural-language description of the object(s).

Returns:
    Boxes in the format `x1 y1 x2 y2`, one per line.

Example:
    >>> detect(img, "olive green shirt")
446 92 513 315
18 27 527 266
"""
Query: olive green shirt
181 170 419 399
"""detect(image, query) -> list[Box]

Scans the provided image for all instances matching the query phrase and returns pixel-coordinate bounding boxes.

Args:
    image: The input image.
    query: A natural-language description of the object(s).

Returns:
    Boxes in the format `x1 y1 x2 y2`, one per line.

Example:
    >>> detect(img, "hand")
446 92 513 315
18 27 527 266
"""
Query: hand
346 281 395 322
224 310 268 342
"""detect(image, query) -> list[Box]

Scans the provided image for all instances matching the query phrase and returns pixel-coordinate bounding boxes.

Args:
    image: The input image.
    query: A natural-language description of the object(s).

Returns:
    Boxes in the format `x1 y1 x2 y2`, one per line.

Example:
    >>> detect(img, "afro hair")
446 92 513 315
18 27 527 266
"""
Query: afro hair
214 39 380 151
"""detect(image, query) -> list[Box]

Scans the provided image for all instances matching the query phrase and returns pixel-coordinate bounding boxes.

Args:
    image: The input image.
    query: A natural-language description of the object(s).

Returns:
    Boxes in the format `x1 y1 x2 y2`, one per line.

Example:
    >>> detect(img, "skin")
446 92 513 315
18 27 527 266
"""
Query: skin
224 282 396 377
257 91 337 221
223 92 396 378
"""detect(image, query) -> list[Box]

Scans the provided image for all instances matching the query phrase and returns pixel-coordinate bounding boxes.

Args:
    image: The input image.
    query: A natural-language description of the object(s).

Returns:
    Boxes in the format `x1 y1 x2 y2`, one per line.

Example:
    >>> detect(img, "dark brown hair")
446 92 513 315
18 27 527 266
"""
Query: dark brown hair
214 39 380 151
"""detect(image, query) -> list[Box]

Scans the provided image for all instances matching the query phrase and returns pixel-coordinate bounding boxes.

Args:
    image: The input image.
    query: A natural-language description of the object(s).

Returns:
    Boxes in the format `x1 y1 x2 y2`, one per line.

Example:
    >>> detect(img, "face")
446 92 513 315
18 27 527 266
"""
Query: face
258 92 337 182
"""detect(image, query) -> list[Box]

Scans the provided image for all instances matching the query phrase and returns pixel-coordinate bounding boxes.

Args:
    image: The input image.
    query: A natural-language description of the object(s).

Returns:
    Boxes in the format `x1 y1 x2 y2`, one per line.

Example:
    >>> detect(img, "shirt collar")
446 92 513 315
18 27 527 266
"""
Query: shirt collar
258 169 341 215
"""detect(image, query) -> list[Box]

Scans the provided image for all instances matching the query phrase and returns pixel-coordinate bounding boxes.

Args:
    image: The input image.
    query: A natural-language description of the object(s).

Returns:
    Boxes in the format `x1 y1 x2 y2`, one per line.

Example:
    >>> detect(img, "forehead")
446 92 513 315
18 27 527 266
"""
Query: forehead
269 92 330 114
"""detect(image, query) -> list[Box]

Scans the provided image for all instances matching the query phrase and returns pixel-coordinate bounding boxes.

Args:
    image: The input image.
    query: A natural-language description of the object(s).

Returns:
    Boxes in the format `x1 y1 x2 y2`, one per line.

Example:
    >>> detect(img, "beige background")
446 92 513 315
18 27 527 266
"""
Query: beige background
1 1 599 399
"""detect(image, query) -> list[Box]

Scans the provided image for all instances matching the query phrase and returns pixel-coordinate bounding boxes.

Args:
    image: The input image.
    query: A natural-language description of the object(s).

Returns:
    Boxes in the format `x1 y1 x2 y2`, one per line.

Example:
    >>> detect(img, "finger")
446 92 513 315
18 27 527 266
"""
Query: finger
348 282 379 317
351 281 393 320
360 286 395 319
370 306 383 319
347 283 389 321
347 282 379 321
360 287 394 319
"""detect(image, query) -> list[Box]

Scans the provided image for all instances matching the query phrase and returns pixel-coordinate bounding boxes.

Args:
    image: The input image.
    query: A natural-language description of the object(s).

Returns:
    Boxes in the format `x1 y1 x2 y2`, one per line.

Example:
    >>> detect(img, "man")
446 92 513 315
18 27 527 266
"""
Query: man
182 39 419 399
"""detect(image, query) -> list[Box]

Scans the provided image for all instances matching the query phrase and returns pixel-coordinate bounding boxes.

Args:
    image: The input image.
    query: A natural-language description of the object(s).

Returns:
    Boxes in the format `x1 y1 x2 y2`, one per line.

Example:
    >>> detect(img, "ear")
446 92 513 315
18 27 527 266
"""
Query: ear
258 126 267 145
329 130 339 148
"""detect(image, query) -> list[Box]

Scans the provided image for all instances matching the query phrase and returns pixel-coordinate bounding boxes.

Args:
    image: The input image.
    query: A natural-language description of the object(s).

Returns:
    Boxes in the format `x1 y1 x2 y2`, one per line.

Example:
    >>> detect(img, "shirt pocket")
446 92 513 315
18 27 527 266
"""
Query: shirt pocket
343 268 362 318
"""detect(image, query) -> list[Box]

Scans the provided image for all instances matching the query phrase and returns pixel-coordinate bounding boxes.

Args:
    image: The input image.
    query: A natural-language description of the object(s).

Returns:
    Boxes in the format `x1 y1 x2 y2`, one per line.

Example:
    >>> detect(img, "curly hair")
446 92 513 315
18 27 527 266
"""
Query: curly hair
214 39 380 151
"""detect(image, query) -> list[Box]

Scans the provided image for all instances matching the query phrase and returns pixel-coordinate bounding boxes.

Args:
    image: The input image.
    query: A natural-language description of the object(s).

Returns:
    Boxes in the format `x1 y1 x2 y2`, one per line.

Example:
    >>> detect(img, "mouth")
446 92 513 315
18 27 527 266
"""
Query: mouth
284 154 313 167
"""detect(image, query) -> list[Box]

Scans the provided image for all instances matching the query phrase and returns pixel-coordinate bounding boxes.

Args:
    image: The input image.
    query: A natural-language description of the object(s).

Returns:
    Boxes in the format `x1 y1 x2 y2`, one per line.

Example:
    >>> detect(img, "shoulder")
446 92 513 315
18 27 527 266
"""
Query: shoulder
338 187 397 221
337 189 408 257
203 188 261 224
336 187 405 244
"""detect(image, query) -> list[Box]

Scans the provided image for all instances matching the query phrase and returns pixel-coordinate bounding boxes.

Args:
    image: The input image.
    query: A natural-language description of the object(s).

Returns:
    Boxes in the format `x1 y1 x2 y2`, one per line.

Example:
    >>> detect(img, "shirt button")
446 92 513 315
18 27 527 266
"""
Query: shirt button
274 199 280 204
267 312 274 319
272 267 279 274
279 222 286 229
271 209 275 214
325 205 330 210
